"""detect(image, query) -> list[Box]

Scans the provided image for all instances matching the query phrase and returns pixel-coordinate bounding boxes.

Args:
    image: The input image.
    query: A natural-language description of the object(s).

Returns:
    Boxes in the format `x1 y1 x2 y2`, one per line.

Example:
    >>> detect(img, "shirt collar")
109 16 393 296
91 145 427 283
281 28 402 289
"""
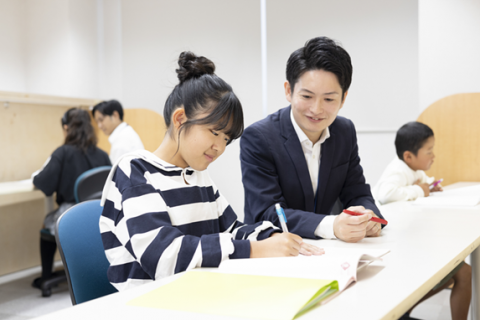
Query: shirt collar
290 109 330 146
108 122 128 144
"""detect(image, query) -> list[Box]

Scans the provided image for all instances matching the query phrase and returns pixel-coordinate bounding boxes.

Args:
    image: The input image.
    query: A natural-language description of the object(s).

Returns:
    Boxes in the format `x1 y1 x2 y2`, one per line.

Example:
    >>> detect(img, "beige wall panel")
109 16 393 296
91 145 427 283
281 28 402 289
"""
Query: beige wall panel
417 93 480 186
1 103 71 182
93 108 166 154
0 91 99 182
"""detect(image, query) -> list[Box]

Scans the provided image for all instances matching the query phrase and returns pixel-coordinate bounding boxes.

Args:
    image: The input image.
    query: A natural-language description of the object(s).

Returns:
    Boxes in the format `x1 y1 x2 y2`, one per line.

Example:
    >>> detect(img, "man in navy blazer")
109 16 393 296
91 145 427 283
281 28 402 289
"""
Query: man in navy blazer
240 36 384 242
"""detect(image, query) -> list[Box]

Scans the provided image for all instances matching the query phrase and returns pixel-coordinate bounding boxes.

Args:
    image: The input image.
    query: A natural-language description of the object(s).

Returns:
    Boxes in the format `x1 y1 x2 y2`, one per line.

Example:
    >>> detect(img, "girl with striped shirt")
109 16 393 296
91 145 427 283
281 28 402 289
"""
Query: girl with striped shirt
100 52 323 291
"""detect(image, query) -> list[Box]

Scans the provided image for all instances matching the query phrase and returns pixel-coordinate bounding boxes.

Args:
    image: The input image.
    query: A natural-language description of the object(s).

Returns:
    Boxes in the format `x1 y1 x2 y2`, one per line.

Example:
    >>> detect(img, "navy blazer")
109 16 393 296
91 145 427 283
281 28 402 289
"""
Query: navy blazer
240 106 382 239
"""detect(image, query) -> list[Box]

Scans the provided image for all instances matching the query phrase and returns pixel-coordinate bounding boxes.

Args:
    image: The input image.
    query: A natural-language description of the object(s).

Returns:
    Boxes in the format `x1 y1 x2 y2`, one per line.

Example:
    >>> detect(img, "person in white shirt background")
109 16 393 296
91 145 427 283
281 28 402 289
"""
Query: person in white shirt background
372 121 443 205
92 100 145 164
372 121 471 320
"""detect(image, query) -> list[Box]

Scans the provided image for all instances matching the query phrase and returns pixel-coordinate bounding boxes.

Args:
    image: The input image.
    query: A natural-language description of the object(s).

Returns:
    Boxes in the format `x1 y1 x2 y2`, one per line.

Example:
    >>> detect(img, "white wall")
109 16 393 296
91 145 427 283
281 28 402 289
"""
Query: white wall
23 0 101 99
267 0 419 130
266 0 418 188
0 0 26 92
120 0 262 218
2 0 479 217
419 0 480 111
98 0 123 100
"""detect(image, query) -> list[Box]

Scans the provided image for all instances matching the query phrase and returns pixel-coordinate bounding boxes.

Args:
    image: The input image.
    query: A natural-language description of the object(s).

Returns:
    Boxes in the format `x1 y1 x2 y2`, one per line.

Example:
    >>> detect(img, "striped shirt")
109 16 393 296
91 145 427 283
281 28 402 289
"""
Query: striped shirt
100 150 278 291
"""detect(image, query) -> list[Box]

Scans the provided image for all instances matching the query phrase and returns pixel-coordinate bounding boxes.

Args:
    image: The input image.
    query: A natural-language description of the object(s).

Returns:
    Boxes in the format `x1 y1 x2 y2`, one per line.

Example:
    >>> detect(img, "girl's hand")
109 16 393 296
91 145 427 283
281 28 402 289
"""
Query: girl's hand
250 232 303 258
299 242 325 256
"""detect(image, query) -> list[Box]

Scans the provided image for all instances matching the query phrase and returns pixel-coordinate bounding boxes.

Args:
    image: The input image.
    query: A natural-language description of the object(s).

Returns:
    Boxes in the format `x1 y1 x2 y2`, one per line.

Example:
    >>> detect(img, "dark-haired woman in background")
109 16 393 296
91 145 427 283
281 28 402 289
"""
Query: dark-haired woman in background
99 51 323 291
32 108 111 292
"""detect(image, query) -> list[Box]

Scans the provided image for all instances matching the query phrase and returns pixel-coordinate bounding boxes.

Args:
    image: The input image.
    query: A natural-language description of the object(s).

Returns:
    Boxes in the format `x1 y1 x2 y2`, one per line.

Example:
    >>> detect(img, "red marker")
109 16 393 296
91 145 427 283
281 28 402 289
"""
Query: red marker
343 209 388 225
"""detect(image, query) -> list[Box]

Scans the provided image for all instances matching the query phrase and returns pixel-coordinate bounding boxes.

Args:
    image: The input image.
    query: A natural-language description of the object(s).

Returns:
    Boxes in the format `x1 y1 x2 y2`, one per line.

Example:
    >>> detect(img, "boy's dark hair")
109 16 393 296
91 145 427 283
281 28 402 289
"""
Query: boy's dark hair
164 51 244 145
286 36 352 98
92 100 124 121
395 121 434 160
62 108 98 152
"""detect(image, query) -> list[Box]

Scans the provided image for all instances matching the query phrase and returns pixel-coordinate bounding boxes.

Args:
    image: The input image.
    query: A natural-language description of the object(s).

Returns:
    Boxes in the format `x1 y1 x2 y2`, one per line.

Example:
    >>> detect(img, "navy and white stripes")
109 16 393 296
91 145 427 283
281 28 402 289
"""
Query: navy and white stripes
100 150 278 291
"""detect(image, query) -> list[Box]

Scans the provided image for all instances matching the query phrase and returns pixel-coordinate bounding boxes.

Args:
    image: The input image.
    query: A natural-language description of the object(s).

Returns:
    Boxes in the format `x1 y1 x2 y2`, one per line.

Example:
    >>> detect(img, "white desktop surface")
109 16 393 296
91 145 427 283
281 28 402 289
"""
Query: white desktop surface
33 183 480 320
0 179 42 207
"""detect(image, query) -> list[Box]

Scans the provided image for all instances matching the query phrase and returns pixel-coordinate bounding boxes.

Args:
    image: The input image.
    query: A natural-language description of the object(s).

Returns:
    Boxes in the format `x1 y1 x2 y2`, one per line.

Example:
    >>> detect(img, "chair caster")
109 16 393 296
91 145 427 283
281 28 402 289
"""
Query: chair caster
41 287 52 297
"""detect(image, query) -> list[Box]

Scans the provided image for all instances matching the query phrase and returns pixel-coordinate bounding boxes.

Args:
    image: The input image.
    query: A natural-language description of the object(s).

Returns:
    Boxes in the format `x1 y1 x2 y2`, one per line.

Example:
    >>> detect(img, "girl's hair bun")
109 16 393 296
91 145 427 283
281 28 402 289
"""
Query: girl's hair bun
176 51 215 83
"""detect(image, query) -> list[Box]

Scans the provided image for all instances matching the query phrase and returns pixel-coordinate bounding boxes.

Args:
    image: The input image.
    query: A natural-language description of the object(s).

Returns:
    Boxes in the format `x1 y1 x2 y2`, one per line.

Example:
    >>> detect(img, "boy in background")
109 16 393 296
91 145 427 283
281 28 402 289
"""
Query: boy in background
92 100 144 164
374 121 471 320
373 121 442 205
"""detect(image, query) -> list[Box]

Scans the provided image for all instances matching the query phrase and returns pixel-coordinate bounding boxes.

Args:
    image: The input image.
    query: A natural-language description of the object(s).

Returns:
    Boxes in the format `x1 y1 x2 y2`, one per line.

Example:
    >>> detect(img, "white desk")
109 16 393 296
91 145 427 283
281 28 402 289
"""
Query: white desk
32 183 480 320
0 179 39 207
0 179 55 213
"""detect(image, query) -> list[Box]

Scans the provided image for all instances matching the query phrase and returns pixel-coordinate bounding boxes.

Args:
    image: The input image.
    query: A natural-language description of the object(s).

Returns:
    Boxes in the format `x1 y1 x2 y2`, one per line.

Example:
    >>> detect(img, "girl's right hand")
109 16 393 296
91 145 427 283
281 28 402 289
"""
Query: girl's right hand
250 232 303 258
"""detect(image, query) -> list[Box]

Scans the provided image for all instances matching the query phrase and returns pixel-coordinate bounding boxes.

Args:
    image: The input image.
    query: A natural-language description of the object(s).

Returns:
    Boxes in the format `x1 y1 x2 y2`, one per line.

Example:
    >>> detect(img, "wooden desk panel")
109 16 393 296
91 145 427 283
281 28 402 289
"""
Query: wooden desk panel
0 199 45 276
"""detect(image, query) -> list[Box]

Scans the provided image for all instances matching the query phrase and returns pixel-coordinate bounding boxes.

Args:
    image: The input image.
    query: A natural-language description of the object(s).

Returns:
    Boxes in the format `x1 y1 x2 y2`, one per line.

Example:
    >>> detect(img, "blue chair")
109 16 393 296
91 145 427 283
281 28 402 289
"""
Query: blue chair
74 166 112 203
35 165 112 297
55 200 117 305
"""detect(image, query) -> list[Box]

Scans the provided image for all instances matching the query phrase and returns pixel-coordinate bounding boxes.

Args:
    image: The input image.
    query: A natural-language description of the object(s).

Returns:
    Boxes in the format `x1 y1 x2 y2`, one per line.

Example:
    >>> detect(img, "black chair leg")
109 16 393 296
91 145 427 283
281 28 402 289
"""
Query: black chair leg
40 237 57 279
32 232 67 297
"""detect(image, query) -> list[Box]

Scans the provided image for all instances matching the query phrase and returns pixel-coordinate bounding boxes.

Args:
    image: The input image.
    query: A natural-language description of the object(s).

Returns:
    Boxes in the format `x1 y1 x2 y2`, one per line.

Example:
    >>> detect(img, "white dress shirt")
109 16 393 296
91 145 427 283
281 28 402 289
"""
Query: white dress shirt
372 157 435 205
290 111 337 239
108 122 145 164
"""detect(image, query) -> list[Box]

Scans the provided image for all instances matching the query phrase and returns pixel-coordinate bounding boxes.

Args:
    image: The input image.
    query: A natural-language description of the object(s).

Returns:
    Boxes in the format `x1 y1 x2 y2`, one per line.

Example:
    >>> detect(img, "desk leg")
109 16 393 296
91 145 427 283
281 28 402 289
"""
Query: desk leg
471 250 480 320
44 196 54 214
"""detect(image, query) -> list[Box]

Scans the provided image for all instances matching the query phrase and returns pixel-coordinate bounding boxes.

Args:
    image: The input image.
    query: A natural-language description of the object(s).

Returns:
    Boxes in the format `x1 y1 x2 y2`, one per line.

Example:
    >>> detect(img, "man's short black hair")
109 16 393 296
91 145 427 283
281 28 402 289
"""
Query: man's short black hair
92 100 124 121
286 36 352 98
395 121 434 160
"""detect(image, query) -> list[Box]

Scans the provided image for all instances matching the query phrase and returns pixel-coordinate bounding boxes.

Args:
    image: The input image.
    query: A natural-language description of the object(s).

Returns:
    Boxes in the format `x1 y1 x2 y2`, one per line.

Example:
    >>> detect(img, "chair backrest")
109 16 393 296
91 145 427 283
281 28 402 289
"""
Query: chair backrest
55 200 117 305
74 166 112 203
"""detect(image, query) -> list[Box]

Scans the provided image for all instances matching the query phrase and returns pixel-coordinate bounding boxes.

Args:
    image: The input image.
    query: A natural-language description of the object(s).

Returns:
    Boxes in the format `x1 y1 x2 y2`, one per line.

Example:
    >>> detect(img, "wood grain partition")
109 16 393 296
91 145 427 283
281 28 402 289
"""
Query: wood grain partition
0 91 99 276
0 91 165 277
0 91 99 182
94 108 167 154
417 93 480 186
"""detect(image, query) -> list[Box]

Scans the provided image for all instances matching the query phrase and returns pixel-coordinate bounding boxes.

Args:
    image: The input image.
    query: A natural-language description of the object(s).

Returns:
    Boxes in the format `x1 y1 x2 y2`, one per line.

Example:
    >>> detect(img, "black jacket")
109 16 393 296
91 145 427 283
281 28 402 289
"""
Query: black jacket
33 145 111 205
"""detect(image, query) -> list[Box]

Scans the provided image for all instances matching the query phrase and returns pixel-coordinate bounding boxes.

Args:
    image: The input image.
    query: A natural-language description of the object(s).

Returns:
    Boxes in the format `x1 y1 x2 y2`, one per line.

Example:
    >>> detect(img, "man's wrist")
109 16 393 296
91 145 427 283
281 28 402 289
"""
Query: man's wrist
314 215 337 239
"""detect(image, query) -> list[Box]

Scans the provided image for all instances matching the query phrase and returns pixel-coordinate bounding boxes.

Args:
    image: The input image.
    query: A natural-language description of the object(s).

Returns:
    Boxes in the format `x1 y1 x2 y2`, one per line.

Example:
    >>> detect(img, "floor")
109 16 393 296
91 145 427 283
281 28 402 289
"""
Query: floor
0 273 71 320
0 272 467 320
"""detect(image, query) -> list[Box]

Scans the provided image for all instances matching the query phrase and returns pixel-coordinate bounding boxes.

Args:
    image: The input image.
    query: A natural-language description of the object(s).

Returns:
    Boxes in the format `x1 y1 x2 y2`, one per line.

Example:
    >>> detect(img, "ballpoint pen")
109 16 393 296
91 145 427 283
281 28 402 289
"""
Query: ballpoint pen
343 209 388 225
430 178 443 190
275 203 289 232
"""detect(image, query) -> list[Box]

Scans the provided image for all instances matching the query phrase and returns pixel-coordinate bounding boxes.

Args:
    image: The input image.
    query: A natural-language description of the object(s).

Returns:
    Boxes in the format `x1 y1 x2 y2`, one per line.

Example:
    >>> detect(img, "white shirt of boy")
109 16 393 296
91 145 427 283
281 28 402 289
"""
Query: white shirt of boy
108 122 145 164
372 157 435 205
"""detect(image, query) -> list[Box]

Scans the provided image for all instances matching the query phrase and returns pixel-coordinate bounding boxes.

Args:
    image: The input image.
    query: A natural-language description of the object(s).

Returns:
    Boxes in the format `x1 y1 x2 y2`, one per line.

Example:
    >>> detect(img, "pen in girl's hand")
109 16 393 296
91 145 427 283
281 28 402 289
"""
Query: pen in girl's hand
275 203 289 232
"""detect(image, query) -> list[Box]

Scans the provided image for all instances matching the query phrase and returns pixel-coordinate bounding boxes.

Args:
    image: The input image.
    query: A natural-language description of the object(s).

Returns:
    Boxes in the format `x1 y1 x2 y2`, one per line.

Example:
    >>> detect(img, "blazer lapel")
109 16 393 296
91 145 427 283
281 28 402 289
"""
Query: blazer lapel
316 130 335 213
280 107 315 212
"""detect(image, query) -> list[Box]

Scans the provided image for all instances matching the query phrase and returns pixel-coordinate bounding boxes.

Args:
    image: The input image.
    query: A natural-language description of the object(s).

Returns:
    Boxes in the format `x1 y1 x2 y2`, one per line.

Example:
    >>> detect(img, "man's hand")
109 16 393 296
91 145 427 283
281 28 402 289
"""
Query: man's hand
333 206 371 243
365 211 382 237
414 179 430 197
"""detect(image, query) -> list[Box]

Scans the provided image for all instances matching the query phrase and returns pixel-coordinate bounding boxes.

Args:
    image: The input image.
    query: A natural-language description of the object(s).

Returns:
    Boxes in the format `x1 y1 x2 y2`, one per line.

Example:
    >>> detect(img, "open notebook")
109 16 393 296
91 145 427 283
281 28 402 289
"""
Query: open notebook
413 184 480 206
127 247 389 320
